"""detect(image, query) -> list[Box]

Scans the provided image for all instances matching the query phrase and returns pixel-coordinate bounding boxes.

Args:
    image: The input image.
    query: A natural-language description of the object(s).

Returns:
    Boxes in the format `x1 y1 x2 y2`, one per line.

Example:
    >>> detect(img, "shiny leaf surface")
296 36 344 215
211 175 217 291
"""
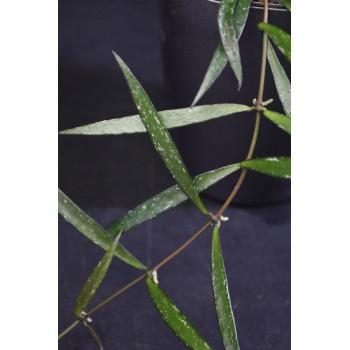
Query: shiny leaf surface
75 233 121 317
258 23 291 62
267 40 291 116
107 164 240 235
59 104 251 135
147 277 212 350
113 52 208 215
263 110 291 134
218 0 242 89
212 225 240 350
58 189 146 270
240 157 291 179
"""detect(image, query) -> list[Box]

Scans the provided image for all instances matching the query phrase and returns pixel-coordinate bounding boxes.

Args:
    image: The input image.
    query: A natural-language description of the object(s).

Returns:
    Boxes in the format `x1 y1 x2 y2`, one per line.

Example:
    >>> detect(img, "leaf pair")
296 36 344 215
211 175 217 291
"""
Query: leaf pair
58 189 145 270
192 0 251 106
146 223 241 350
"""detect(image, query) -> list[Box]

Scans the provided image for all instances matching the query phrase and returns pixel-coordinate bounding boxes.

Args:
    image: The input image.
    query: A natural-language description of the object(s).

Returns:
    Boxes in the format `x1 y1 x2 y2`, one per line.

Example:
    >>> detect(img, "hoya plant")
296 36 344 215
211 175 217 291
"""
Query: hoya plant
58 0 291 349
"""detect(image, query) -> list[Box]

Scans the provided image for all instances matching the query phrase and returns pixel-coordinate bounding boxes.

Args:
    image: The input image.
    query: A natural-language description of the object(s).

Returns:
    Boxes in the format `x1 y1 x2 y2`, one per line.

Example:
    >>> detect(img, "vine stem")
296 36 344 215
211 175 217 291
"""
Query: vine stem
58 0 269 340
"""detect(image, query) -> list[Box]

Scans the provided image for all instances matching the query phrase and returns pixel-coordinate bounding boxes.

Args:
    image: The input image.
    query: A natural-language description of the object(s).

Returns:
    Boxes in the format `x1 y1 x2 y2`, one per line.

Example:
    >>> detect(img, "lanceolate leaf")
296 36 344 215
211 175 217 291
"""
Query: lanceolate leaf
218 0 243 89
212 225 240 350
263 110 291 134
240 157 291 179
58 189 146 270
106 164 240 235
191 43 229 107
192 0 251 106
280 0 291 11
233 0 253 38
75 232 122 317
258 23 291 62
267 40 291 116
59 104 251 135
147 277 212 350
113 52 208 216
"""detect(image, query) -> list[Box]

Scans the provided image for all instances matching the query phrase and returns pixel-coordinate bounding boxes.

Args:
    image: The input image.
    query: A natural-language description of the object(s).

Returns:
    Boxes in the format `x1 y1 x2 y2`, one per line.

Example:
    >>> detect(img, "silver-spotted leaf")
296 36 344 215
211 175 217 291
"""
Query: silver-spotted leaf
106 164 240 235
147 277 212 350
267 40 291 116
192 0 251 106
218 0 242 89
212 225 240 350
59 104 251 135
280 0 291 11
258 23 291 62
58 189 145 270
75 232 121 317
113 52 208 216
263 110 291 134
240 157 291 179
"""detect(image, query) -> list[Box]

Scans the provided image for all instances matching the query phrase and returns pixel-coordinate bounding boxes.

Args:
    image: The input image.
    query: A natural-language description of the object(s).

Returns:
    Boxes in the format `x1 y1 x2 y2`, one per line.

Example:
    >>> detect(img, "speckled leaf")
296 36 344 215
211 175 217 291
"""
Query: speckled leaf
258 23 291 62
240 157 291 179
147 277 212 350
58 189 145 270
113 52 208 216
59 104 251 135
267 40 291 116
106 163 240 235
212 225 240 350
192 0 251 106
75 232 121 317
263 110 291 134
280 0 291 11
218 0 242 89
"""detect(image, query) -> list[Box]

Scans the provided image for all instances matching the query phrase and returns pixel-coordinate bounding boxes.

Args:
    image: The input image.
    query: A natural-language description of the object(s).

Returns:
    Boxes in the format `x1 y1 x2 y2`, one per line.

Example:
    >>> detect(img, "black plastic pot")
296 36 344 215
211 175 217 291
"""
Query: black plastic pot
159 0 291 205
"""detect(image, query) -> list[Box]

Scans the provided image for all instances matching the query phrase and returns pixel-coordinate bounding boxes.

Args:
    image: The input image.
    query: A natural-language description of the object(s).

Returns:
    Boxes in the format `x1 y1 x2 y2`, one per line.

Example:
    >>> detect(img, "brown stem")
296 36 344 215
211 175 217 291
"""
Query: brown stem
83 321 104 350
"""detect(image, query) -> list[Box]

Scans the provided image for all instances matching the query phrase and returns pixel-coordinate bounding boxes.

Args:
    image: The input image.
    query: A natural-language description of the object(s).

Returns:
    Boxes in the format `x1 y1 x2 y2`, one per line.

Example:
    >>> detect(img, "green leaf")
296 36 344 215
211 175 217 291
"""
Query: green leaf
280 0 291 11
212 225 240 350
218 0 243 89
233 0 253 38
258 23 291 62
106 163 240 235
191 43 228 107
112 52 209 216
147 277 212 350
75 232 122 317
191 0 251 106
58 189 146 270
263 110 291 134
240 157 291 179
59 104 252 135
267 40 291 116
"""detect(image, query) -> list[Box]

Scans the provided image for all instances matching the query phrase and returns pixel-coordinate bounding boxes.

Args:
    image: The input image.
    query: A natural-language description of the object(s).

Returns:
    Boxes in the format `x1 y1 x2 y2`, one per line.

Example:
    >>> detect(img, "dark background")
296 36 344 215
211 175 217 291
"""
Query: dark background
58 1 290 349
